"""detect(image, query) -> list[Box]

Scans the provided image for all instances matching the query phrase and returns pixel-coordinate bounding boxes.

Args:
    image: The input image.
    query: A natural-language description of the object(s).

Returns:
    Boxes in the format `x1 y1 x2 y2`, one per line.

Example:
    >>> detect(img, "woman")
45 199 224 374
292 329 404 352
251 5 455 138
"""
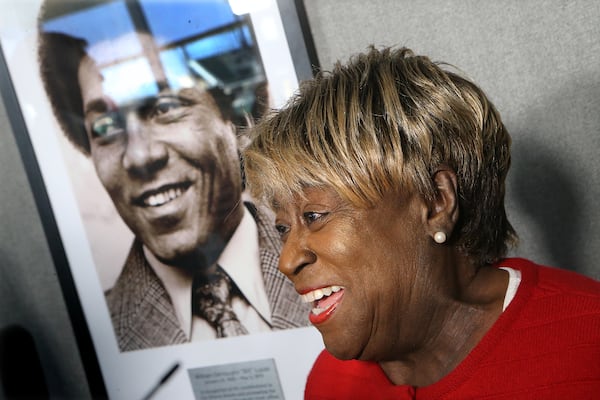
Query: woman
243 47 600 399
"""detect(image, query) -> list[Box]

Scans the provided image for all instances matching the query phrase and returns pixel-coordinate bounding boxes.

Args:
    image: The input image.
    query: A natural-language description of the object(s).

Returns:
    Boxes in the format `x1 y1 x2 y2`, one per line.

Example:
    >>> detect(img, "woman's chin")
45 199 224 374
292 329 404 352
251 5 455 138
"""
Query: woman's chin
322 337 362 361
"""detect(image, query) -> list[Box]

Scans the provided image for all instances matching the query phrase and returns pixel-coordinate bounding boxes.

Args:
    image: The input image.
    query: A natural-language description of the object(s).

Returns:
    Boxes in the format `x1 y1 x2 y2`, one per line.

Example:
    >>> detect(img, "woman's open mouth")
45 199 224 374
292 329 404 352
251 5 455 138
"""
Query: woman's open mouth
301 286 345 325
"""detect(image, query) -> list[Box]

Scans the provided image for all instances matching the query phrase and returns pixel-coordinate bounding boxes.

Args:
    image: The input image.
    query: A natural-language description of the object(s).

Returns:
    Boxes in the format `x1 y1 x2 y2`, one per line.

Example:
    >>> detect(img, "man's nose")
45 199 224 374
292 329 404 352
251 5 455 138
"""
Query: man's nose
122 112 168 177
278 228 316 278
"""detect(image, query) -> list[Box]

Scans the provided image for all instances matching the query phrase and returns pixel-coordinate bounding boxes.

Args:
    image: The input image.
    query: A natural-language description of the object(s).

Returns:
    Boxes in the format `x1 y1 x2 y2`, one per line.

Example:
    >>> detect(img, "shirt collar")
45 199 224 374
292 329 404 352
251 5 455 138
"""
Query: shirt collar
144 205 272 337
219 206 272 323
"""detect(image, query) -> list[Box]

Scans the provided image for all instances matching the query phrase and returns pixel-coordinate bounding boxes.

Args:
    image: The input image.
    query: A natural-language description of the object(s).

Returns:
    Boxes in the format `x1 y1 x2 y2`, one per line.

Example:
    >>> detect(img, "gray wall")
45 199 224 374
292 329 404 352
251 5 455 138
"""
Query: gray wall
0 0 598 398
0 73 91 397
302 0 600 279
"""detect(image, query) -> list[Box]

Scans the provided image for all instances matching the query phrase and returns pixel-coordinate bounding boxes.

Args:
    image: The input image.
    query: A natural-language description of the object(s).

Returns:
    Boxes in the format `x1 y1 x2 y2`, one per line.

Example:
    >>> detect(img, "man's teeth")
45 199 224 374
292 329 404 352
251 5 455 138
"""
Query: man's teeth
301 285 343 303
145 187 184 207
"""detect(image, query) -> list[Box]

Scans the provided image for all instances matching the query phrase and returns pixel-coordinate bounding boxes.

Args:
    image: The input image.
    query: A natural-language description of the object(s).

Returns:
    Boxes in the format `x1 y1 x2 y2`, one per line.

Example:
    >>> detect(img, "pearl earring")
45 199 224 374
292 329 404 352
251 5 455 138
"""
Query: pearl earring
434 231 447 244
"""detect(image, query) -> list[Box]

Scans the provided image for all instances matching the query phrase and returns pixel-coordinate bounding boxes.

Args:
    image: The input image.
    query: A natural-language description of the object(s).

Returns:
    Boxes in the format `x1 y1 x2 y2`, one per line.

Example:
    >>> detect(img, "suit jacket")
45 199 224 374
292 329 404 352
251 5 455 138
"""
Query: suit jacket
105 202 310 352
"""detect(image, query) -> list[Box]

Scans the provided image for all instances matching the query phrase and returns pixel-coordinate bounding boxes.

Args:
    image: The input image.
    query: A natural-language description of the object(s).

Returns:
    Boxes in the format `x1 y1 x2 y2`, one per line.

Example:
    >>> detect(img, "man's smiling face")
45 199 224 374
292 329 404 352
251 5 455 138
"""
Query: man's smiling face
78 54 243 267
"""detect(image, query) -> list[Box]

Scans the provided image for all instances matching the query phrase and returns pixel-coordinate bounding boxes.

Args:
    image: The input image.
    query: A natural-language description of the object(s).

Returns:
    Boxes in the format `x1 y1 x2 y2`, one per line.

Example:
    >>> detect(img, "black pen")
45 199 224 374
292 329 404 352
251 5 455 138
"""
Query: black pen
140 362 181 400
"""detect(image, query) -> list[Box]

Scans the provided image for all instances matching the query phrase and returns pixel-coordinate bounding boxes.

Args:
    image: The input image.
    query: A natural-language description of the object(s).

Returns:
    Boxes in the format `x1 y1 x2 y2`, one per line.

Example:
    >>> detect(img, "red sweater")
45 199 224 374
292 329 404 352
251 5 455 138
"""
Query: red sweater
305 258 600 399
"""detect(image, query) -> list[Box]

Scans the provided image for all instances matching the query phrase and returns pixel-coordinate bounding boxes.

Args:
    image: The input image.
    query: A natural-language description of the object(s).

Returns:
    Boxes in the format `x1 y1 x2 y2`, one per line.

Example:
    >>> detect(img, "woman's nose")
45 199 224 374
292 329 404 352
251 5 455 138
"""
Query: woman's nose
122 113 168 177
278 228 316 278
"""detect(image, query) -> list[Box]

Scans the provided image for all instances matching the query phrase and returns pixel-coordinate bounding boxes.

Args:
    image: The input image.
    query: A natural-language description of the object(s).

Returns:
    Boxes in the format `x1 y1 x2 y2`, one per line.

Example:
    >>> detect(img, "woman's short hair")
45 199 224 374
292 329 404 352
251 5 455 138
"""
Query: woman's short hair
244 46 517 266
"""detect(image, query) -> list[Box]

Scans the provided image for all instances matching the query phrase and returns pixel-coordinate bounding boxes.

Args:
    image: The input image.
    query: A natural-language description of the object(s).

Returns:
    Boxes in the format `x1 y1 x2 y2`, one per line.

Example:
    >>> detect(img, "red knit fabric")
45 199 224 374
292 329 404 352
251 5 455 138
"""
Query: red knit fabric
305 258 600 399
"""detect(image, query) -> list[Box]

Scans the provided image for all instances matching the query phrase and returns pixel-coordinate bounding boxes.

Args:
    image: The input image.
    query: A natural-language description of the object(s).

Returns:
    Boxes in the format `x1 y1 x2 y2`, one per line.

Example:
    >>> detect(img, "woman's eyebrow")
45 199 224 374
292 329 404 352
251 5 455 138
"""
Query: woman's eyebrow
271 199 282 211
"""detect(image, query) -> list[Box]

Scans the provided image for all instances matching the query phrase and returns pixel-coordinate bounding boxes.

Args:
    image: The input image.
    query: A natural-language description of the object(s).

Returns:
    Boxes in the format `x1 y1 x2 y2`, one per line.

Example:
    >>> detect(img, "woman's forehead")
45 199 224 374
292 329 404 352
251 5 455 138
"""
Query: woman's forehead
272 185 353 211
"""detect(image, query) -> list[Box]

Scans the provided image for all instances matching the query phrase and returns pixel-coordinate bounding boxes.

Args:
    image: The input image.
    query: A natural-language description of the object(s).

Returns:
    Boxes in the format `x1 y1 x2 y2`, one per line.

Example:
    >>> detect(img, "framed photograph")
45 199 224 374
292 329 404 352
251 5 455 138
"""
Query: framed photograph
0 0 323 398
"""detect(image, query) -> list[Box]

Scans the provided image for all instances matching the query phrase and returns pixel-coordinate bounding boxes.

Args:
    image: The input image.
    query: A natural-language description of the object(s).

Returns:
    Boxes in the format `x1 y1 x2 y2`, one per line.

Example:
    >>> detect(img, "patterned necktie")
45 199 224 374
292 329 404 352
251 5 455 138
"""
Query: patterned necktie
192 264 249 338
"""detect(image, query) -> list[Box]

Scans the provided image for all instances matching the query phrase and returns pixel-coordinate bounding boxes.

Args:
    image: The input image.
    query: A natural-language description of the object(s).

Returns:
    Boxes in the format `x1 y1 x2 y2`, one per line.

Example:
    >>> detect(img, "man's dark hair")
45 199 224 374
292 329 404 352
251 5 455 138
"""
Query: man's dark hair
38 32 91 154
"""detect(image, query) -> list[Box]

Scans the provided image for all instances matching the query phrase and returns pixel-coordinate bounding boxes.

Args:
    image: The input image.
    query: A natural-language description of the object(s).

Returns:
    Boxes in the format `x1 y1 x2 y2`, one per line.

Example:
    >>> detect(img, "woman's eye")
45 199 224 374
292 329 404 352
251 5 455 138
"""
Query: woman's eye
303 211 326 225
91 112 125 138
275 224 289 238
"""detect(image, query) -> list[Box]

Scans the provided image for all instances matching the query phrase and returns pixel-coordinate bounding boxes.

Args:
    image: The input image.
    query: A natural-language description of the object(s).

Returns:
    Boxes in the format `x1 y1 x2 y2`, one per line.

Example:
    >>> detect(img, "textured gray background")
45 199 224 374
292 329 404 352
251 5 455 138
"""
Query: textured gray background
0 86 91 397
302 0 600 279
1 0 598 397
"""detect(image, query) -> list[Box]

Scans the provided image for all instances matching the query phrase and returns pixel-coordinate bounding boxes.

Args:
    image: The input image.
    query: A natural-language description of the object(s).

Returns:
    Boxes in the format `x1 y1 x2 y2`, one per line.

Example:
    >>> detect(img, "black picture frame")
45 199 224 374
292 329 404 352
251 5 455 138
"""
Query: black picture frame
0 41 109 400
0 1 321 398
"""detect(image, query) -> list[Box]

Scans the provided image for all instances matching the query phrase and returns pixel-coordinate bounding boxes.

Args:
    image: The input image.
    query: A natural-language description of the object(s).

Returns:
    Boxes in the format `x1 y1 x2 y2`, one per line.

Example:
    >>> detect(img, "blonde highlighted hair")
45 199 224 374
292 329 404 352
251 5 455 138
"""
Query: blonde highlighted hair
244 46 516 265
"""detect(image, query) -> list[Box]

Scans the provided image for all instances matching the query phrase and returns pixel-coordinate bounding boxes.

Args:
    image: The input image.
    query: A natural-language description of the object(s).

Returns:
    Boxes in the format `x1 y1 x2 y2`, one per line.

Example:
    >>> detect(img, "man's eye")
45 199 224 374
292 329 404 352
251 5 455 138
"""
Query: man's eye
152 96 186 117
91 112 125 138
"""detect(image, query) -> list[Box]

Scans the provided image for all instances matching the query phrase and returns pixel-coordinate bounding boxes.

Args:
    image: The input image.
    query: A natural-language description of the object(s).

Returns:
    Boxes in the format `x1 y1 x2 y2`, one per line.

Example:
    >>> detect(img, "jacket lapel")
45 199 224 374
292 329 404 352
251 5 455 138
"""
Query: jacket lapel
106 240 187 352
246 202 311 329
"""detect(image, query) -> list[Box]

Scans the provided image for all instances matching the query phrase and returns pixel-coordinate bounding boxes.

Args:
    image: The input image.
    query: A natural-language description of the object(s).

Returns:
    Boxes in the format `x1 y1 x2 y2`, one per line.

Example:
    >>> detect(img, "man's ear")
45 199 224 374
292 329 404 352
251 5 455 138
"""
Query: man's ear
236 125 251 149
426 168 459 243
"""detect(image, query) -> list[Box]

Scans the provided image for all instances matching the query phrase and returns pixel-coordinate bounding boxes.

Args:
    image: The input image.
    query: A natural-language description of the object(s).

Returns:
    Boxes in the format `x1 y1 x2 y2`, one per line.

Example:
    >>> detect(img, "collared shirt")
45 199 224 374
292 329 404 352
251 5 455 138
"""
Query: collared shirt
499 266 522 311
145 207 272 340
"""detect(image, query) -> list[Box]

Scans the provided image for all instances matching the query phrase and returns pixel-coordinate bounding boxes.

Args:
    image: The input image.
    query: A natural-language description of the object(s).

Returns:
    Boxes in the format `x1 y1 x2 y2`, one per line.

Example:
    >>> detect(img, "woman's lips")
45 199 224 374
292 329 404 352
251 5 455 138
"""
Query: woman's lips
300 286 345 325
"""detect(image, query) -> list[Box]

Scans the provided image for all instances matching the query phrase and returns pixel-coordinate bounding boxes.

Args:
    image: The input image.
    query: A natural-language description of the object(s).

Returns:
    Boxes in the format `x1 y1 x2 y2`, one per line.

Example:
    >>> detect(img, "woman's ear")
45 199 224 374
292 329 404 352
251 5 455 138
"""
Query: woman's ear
427 168 459 243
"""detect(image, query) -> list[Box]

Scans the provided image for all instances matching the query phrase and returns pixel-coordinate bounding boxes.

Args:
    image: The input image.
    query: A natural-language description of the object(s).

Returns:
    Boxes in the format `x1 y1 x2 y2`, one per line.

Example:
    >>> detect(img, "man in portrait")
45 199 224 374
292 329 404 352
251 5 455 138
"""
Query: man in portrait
36 0 309 352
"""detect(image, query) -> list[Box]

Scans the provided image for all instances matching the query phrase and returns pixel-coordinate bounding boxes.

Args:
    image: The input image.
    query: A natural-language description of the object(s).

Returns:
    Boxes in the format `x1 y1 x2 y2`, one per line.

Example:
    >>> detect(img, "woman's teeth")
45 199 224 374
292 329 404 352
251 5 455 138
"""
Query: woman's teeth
301 285 343 303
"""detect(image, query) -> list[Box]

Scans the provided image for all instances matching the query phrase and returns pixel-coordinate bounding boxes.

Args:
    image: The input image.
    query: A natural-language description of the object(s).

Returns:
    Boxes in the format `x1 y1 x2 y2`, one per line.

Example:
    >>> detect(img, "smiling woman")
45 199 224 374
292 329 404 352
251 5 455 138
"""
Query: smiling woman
243 46 600 399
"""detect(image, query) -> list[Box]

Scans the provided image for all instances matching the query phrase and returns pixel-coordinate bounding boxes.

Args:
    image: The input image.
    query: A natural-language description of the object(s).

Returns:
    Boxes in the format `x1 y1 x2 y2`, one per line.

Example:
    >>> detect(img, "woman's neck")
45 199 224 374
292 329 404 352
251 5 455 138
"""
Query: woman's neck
379 263 508 387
